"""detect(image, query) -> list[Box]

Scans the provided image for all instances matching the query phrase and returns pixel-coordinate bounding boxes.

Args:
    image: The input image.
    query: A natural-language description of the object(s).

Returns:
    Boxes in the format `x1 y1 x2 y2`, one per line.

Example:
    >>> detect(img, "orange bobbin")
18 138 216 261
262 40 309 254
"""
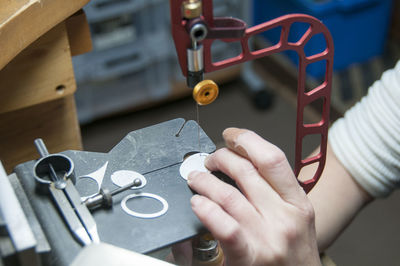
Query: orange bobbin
192 80 219 105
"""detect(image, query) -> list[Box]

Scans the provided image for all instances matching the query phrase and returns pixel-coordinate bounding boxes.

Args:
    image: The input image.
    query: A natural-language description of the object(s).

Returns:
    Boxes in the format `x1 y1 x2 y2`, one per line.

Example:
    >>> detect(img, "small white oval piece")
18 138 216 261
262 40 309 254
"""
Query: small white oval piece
179 153 210 180
111 170 147 189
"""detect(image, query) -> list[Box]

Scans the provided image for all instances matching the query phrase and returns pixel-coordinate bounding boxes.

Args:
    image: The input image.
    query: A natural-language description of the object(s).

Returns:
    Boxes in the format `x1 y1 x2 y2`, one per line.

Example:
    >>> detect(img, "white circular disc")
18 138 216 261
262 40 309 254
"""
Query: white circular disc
121 193 169 219
111 170 147 189
179 153 210 180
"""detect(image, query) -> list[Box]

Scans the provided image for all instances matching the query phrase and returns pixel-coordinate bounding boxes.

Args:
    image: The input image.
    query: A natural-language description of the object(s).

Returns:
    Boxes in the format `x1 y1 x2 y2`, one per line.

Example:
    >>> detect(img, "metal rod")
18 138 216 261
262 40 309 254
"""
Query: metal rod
84 178 142 210
110 178 142 196
34 138 49 157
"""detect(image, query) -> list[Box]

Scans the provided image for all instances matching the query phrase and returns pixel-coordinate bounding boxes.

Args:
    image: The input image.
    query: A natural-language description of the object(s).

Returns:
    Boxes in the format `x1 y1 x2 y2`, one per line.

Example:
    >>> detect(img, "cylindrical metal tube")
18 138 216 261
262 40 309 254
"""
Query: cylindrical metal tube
187 45 203 72
192 233 224 266
187 71 203 88
84 194 104 209
34 138 49 157
193 239 218 261
182 0 202 19
84 179 142 210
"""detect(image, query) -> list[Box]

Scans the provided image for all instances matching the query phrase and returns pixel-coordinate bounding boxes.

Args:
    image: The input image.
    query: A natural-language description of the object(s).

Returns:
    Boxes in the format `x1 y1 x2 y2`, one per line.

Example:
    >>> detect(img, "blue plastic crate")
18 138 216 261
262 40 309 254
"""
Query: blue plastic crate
253 0 393 78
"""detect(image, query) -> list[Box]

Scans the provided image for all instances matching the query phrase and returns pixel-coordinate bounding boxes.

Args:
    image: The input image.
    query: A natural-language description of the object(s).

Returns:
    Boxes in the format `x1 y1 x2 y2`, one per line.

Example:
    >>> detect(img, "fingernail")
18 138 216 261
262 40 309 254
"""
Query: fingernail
223 128 248 148
222 127 241 137
191 195 203 206
235 144 249 158
222 128 238 148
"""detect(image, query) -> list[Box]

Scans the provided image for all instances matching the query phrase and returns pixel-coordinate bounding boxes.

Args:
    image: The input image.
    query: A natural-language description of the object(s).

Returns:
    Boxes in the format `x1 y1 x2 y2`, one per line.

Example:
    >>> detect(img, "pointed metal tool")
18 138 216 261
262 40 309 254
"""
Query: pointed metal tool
33 138 100 245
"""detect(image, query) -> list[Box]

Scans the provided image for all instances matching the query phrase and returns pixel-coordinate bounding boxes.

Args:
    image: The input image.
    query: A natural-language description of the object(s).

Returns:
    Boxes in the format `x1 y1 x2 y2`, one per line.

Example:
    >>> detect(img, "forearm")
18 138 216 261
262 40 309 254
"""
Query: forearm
308 61 400 250
305 143 373 251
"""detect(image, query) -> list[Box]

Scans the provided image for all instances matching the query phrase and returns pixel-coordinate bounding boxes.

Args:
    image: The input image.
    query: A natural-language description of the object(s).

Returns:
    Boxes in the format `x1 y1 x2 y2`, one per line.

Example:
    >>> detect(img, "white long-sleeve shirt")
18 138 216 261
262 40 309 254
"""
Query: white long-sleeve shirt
329 60 400 198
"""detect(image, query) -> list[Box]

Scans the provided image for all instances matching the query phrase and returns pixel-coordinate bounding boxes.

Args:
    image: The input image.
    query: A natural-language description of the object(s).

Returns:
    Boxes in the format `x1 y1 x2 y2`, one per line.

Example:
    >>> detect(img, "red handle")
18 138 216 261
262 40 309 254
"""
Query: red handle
170 0 334 193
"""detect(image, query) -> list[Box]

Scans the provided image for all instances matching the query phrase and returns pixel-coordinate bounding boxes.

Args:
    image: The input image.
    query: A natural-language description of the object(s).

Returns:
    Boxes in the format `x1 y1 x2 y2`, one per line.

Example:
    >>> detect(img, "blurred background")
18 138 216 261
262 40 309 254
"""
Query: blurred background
73 0 400 265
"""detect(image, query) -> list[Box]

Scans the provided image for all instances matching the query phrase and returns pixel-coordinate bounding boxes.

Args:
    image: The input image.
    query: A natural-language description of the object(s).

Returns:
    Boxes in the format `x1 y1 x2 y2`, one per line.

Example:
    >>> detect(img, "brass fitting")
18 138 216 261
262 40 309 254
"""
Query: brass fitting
182 0 202 19
192 233 224 266
193 80 219 105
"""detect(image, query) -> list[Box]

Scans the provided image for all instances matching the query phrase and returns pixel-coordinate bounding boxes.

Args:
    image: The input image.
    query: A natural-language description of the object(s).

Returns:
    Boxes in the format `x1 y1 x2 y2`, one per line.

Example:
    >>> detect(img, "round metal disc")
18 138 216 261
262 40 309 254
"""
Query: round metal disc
193 80 219 105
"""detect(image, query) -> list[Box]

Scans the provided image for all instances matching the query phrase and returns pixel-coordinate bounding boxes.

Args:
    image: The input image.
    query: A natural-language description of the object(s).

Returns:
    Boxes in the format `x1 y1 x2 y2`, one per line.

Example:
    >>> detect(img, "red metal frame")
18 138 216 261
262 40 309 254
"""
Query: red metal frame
170 0 334 193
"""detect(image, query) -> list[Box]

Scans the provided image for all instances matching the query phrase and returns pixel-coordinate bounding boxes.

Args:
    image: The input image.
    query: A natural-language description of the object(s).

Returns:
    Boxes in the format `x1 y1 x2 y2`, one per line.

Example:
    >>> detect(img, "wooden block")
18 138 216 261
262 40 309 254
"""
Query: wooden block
0 0 90 70
66 10 93 56
0 96 82 174
0 22 76 113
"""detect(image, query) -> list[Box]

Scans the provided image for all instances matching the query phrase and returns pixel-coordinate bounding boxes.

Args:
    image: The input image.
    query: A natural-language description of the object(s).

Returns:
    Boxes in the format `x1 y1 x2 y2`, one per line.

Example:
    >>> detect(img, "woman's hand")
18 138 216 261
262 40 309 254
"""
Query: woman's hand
187 128 320 266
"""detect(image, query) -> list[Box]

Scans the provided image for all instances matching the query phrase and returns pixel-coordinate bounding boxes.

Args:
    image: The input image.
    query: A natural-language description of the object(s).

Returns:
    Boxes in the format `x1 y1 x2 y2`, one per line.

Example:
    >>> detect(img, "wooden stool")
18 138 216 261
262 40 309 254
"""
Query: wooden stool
0 0 92 173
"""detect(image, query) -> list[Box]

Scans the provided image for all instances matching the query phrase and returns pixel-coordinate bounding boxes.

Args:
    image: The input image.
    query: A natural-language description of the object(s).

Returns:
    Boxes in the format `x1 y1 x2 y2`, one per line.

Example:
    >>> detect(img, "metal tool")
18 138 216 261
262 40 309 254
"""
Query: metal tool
170 0 334 193
33 138 100 246
192 233 224 266
12 119 215 261
83 178 142 210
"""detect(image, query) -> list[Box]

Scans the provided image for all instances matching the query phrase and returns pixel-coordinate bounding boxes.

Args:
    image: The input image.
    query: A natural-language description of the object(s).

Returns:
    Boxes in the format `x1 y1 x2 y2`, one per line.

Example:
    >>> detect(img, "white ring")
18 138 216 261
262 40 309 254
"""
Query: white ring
121 193 168 219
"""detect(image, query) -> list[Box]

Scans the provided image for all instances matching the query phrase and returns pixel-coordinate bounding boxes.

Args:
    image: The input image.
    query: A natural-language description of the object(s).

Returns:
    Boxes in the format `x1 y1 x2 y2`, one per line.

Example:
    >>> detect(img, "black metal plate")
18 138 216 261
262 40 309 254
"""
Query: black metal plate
14 118 216 265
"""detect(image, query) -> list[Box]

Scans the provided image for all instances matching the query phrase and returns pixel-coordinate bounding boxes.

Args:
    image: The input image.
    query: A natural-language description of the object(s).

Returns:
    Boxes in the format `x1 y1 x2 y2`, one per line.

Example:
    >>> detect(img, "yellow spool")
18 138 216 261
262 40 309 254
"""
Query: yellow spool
192 80 219 105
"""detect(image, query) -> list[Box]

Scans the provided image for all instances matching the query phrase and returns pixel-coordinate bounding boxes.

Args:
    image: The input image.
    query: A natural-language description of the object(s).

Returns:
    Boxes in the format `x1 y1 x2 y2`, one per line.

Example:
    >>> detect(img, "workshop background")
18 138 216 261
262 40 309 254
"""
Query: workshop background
72 0 400 265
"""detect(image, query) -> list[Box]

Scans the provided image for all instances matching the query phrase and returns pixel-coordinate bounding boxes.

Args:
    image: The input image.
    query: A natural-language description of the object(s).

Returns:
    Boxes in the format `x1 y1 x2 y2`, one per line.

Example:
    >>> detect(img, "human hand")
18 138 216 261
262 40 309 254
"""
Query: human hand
187 128 320 266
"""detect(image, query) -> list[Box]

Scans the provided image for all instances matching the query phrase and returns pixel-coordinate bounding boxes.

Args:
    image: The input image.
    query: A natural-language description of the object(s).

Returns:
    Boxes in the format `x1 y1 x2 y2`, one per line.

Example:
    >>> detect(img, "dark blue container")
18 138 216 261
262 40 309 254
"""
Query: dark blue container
253 0 393 78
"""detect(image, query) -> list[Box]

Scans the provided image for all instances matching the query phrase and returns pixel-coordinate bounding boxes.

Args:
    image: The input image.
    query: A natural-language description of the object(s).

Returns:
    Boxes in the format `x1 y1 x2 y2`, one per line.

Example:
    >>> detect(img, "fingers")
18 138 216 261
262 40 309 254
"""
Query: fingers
203 148 281 209
222 128 307 206
188 171 259 224
190 194 249 259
